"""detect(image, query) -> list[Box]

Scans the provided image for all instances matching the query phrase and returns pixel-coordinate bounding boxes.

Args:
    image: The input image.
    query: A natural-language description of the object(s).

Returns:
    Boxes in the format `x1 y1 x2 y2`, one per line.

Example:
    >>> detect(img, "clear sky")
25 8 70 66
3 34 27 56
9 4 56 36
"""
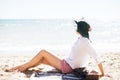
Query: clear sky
0 0 120 19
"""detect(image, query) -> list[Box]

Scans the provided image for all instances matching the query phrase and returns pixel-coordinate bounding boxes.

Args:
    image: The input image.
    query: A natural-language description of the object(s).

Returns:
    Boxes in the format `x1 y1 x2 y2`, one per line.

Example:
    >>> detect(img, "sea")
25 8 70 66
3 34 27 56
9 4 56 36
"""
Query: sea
0 19 120 56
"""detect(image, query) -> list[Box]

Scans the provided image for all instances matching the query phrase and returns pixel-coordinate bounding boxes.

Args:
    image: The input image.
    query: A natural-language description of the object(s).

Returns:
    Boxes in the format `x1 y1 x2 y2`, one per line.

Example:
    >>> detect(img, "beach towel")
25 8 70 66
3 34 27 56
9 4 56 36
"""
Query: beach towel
29 70 99 80
30 71 85 80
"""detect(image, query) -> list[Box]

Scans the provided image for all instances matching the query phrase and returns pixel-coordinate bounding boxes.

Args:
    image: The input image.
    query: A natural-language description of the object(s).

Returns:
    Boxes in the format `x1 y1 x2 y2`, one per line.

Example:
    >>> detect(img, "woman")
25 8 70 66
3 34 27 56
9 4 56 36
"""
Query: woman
9 20 111 78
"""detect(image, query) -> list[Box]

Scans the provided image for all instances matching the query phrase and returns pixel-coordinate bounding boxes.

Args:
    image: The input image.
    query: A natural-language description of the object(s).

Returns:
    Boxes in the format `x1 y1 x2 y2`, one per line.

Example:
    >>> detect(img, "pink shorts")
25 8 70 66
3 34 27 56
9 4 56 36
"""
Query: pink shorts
61 59 73 73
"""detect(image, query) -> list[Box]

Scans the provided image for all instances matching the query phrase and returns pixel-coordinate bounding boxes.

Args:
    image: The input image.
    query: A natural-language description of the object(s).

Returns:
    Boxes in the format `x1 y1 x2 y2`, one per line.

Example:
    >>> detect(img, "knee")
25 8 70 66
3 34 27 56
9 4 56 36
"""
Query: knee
39 49 47 57
40 49 46 54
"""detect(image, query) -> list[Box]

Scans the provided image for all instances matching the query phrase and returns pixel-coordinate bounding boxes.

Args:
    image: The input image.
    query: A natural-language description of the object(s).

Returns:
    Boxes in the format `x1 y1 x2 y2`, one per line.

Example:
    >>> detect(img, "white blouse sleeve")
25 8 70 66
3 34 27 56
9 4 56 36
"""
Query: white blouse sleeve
86 42 102 64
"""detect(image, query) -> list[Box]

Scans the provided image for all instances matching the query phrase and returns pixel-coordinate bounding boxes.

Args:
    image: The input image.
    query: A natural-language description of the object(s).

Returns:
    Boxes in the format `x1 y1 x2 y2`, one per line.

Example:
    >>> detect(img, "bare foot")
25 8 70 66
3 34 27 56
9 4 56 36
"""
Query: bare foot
9 63 29 72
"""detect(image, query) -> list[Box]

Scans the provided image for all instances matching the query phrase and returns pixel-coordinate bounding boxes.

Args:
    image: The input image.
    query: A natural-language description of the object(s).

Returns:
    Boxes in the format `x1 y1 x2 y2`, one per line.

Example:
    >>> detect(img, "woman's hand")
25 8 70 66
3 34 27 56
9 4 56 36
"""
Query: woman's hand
100 73 113 79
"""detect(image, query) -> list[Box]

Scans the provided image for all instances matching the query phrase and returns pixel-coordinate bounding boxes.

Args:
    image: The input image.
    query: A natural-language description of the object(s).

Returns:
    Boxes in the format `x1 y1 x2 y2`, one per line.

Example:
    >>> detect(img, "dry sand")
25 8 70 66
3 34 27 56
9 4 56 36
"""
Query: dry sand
0 53 120 80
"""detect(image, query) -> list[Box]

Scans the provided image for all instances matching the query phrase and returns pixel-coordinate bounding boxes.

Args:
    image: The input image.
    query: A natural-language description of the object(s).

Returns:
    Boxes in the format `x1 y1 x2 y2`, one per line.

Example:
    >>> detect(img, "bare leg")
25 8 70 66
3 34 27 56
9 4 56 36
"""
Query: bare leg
9 50 62 72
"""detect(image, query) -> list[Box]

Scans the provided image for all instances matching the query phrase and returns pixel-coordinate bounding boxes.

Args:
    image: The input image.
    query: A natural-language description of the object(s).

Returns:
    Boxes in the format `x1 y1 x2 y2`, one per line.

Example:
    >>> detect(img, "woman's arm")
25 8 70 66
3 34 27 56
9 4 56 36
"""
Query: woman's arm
98 63 104 76
98 63 113 79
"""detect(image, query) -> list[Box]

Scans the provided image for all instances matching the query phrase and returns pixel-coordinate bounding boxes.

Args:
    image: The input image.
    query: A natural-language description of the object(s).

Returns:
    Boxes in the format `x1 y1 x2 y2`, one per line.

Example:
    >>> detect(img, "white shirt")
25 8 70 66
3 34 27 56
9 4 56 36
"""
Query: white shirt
65 35 101 69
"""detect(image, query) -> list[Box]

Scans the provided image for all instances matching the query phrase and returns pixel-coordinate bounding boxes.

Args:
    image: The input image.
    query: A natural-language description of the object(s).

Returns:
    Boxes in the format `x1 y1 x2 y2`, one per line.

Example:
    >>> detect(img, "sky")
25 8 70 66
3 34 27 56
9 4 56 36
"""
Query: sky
0 0 120 19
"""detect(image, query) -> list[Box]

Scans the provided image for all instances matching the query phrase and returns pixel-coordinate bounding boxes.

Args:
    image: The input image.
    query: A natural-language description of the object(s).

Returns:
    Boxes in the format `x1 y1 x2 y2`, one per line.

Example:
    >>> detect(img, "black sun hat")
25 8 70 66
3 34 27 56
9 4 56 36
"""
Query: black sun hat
74 20 90 39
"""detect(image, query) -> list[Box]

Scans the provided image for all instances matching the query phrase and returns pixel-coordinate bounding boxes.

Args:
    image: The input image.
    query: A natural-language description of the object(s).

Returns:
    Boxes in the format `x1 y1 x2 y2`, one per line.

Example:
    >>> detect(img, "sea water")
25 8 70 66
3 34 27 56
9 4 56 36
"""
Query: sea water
0 19 120 55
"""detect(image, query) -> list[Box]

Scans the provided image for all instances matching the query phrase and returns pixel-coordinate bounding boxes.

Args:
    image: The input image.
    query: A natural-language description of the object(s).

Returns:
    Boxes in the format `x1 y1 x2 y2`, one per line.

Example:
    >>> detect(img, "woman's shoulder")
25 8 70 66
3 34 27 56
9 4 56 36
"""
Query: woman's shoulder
76 37 88 46
78 37 89 43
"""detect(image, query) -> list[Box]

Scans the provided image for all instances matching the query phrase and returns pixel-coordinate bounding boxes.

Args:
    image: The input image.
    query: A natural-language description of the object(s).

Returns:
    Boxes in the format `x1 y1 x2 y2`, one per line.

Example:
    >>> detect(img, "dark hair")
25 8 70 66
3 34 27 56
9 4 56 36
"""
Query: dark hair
74 21 90 39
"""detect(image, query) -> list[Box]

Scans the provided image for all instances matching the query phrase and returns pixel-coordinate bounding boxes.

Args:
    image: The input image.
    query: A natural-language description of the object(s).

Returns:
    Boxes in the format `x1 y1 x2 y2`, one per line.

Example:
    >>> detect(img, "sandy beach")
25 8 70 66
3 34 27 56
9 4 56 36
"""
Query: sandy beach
0 52 120 80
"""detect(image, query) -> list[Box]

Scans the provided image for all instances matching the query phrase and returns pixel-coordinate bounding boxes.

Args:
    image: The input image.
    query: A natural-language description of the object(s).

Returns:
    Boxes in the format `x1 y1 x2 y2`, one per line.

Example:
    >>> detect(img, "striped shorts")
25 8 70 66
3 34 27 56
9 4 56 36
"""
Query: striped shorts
61 59 73 73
